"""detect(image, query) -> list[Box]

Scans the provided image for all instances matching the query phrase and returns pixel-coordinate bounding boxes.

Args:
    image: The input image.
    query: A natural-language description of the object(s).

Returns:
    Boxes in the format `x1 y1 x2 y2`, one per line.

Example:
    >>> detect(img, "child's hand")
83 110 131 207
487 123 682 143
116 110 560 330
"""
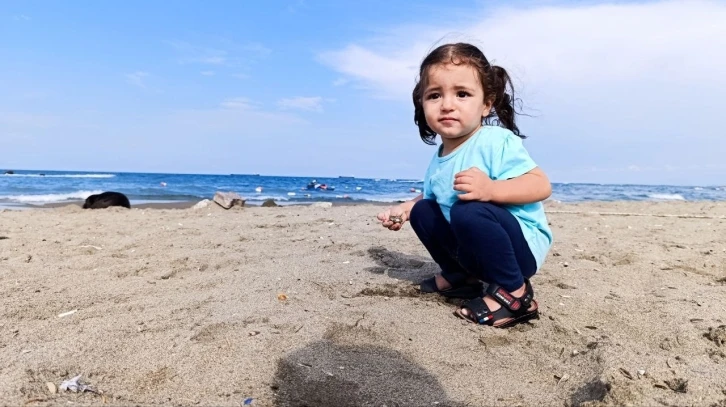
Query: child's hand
376 205 408 231
454 167 496 201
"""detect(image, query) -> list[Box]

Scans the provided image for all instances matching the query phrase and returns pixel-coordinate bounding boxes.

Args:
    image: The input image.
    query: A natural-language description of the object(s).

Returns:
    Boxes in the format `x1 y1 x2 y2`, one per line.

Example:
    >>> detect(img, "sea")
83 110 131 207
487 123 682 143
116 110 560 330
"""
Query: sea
1 169 725 209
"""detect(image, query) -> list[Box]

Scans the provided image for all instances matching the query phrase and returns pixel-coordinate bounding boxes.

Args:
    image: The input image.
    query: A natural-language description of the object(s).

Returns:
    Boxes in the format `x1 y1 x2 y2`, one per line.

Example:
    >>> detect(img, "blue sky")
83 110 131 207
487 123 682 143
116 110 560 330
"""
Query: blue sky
2 0 725 185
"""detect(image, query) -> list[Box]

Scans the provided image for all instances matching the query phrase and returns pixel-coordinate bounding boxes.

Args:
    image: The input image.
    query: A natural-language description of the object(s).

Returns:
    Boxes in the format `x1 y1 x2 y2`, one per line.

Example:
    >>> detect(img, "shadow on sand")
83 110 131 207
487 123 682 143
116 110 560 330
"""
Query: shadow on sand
272 340 464 407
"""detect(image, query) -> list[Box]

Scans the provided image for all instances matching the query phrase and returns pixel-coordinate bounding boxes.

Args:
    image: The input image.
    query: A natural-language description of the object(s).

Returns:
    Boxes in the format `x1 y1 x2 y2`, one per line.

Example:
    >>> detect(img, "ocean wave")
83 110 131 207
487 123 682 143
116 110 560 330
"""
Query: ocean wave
246 195 291 202
0 190 104 203
647 193 686 201
2 173 115 178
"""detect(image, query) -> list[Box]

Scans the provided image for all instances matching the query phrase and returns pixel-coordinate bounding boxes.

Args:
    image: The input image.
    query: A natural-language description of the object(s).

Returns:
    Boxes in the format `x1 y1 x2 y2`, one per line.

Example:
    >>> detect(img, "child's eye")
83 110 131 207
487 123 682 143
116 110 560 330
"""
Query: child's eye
457 91 470 98
426 93 440 100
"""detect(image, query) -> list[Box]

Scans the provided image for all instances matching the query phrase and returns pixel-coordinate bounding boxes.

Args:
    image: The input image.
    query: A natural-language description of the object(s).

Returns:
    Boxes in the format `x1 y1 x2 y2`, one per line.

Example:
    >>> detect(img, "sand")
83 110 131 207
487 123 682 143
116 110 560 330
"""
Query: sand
1 200 725 407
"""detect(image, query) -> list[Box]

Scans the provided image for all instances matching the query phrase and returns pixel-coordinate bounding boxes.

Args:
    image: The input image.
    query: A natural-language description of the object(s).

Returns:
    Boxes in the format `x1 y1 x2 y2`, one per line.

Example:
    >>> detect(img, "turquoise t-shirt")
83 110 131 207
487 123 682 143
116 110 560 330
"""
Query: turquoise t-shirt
422 126 553 270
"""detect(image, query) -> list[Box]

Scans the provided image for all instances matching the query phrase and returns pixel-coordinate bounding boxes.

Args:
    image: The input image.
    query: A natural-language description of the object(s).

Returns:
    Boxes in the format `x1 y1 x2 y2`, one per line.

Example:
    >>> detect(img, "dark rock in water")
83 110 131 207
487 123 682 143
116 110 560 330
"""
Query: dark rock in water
83 191 131 209
213 191 245 209
261 199 279 207
3 170 14 175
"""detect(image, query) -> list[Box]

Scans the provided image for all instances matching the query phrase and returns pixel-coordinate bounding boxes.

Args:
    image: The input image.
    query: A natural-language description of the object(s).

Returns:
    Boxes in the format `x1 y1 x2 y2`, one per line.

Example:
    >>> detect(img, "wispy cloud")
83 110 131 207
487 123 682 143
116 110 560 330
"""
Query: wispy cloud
167 40 271 67
232 73 250 80
167 41 229 65
200 71 216 76
0 112 60 129
13 14 30 21
240 42 272 58
277 96 325 112
155 98 306 140
125 71 149 89
287 0 306 14
219 97 256 110
332 78 349 87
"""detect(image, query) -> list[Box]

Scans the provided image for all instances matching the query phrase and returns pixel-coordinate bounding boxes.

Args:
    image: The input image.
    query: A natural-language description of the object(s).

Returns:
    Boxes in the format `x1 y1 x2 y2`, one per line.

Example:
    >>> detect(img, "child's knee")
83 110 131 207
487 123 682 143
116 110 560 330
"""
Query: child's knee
450 201 499 230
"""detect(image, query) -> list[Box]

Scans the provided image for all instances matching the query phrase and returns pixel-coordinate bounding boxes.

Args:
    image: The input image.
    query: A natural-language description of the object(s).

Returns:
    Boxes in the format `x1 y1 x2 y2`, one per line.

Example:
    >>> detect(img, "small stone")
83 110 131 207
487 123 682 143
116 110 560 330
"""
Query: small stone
389 215 403 224
310 202 333 208
46 382 57 394
665 378 688 393
213 191 245 209
192 199 211 209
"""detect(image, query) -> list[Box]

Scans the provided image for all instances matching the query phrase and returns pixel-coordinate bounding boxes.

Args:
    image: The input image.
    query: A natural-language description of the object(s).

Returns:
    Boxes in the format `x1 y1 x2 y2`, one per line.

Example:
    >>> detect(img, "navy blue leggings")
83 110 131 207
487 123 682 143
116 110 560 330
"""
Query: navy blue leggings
409 199 536 292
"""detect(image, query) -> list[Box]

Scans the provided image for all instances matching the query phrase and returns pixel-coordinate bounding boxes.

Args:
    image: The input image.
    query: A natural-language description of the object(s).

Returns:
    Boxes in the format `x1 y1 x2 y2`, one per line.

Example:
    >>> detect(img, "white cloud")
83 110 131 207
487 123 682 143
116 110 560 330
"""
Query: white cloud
200 71 216 76
219 97 256 110
287 0 306 14
167 40 271 67
167 41 229 65
0 112 61 129
13 14 30 21
277 96 325 112
319 45 422 99
317 0 726 185
240 42 272 58
332 78 349 87
125 71 149 89
321 1 726 100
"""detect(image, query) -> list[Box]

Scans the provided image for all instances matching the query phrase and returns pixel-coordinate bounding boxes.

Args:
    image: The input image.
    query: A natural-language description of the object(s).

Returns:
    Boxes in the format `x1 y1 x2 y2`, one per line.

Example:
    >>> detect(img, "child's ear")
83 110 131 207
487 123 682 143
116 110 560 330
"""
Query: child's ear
482 96 494 116
482 100 493 117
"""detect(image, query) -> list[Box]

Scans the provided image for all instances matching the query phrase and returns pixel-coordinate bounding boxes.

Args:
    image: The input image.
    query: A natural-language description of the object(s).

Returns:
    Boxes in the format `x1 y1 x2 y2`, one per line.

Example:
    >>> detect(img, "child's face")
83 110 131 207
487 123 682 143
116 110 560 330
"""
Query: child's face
422 63 492 145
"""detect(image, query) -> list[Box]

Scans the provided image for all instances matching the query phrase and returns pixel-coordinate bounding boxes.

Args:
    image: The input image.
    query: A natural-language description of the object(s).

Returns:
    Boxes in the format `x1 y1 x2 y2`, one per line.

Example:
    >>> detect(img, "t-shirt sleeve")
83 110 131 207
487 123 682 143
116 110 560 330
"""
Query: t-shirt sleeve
490 134 538 181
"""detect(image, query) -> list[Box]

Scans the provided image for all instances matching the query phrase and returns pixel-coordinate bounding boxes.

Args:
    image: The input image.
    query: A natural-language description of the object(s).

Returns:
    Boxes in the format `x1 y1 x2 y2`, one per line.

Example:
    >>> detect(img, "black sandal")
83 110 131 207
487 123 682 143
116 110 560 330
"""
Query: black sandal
418 276 483 299
454 279 539 328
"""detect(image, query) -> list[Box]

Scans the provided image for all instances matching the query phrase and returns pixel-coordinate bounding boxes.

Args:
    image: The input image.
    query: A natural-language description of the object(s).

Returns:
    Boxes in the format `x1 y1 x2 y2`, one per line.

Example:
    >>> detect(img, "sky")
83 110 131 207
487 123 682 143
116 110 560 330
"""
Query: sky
1 0 725 185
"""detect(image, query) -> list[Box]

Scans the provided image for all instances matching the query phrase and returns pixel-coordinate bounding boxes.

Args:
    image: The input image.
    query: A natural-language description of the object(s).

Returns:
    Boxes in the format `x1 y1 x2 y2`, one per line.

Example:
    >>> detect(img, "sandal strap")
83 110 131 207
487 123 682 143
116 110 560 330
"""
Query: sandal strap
485 280 534 314
460 297 495 325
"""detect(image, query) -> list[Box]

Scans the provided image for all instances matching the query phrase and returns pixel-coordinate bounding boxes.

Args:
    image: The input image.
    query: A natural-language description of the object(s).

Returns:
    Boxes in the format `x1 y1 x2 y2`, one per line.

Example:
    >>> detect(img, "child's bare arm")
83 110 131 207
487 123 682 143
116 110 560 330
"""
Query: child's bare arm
490 167 551 205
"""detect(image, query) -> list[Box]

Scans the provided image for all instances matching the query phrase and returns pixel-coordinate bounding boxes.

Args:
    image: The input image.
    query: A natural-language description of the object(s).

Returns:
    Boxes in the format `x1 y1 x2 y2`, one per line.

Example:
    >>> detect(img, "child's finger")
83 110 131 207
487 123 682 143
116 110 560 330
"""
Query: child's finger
455 168 472 177
454 176 473 185
453 183 472 192
457 192 476 200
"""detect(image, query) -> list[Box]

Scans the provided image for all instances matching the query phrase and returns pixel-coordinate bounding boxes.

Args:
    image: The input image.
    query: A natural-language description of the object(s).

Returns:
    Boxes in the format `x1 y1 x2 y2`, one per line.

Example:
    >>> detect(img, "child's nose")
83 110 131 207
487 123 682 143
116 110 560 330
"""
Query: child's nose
441 95 455 110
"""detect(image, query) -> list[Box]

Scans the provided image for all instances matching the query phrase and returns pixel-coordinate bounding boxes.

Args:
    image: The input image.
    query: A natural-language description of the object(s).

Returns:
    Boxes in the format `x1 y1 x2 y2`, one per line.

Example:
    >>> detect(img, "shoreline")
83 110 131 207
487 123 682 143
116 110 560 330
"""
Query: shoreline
2 199 398 211
2 197 724 212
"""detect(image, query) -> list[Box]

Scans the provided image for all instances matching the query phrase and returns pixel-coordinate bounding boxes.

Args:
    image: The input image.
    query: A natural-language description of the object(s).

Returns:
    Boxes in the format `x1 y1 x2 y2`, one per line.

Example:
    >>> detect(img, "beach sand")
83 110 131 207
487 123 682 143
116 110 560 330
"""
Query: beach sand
1 201 725 406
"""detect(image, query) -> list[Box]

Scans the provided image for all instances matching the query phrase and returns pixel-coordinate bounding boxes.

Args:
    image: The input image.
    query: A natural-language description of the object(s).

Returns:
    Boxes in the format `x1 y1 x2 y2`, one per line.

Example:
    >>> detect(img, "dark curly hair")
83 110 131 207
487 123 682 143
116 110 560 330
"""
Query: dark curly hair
412 42 524 145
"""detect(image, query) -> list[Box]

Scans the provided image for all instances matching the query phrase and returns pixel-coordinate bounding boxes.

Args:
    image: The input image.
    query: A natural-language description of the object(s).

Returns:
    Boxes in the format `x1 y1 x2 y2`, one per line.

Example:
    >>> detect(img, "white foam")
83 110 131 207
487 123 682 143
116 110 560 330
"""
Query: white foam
247 195 290 201
0 190 104 203
648 193 686 201
2 173 115 178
